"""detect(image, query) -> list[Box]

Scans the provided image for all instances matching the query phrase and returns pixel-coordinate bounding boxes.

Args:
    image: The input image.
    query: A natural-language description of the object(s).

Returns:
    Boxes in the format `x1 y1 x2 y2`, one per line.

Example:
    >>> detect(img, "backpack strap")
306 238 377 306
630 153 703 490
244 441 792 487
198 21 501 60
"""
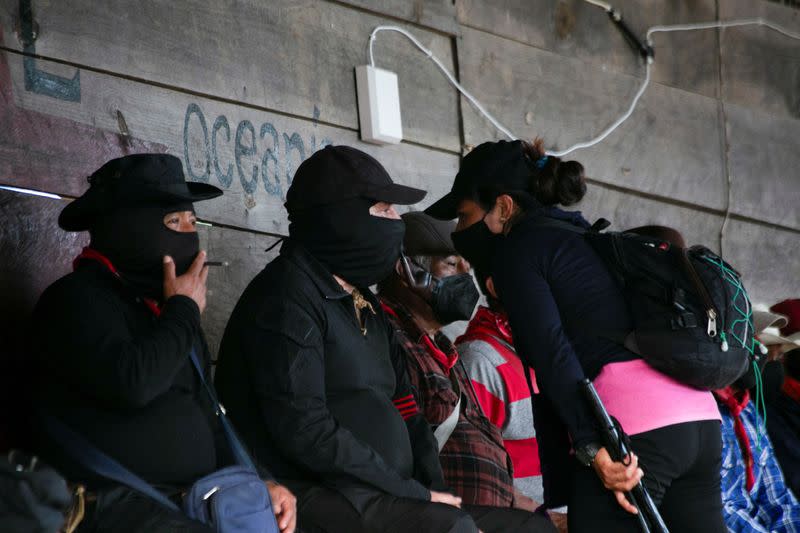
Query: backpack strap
42 415 180 512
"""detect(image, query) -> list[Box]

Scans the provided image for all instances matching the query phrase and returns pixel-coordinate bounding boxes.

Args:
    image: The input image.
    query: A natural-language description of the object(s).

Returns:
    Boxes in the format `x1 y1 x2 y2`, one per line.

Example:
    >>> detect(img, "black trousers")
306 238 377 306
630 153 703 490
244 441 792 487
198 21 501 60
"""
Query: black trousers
75 486 213 533
293 485 556 533
569 420 726 533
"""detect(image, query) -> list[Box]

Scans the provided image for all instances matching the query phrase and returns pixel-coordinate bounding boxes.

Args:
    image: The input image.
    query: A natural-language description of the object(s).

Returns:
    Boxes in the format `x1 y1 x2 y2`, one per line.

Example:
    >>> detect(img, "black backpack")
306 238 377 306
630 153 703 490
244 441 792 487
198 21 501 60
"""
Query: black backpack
532 216 758 390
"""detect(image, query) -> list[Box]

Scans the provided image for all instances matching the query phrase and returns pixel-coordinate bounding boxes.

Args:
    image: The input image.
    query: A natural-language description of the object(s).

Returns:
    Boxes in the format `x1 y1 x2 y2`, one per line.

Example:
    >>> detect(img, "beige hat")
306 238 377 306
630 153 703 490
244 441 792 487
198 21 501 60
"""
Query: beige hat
753 307 800 350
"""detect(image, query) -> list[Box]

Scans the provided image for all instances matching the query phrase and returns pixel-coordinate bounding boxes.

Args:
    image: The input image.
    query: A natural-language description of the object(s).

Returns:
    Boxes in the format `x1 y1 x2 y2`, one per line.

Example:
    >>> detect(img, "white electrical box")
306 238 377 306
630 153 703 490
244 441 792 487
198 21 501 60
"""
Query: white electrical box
355 65 403 145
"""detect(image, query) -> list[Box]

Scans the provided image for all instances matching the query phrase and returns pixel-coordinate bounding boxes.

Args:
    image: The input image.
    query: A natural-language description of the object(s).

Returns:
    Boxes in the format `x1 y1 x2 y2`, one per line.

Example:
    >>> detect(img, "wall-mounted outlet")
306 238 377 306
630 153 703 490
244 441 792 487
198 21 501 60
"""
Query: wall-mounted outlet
355 65 403 145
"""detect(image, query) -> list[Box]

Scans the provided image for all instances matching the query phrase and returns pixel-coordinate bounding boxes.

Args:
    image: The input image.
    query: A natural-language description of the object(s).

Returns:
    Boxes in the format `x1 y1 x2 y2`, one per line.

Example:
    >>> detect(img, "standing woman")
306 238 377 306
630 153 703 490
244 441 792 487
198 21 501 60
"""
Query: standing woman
425 140 725 533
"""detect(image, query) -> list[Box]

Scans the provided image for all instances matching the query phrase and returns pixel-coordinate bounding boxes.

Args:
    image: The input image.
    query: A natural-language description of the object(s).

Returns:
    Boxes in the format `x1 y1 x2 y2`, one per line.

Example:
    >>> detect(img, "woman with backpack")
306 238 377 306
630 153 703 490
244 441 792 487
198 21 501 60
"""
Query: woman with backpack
425 139 725 533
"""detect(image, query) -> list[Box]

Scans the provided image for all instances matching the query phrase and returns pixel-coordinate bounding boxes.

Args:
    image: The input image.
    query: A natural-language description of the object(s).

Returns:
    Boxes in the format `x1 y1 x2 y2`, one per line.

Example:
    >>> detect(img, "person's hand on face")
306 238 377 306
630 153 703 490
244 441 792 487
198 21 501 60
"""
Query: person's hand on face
161 210 208 312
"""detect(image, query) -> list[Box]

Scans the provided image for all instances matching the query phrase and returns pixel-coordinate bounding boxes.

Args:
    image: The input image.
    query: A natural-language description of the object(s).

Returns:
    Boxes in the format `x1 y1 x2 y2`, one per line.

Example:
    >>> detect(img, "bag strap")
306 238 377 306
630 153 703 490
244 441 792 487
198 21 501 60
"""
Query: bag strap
189 349 258 472
433 395 461 452
42 415 180 512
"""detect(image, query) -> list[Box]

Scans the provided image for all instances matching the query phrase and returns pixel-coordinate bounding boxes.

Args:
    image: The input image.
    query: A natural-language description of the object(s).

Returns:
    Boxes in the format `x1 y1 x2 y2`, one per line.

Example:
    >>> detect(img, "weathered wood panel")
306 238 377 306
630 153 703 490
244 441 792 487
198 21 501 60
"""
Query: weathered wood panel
198 225 281 360
0 0 461 151
576 182 800 307
457 26 729 215
723 219 800 309
720 0 800 119
457 0 720 99
0 189 87 449
726 103 800 231
1 50 459 235
339 0 458 35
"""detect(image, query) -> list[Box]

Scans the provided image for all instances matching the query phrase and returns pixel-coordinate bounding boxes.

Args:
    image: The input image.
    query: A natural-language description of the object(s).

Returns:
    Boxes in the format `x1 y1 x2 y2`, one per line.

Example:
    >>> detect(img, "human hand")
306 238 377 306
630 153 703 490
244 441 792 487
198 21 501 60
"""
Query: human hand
430 490 462 508
266 481 297 533
163 251 208 313
548 511 568 533
512 489 538 512
592 447 643 514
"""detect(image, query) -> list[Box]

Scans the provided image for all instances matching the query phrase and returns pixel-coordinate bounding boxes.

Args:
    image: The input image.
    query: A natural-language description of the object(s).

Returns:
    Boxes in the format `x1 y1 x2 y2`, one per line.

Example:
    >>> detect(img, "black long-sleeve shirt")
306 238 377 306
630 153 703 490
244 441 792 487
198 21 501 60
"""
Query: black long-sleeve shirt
215 240 445 512
492 209 638 449
31 260 228 488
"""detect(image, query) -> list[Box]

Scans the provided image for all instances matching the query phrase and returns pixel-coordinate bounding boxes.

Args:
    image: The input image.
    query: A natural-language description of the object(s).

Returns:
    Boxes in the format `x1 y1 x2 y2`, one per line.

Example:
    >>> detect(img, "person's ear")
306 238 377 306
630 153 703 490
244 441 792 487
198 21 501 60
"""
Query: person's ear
486 277 499 300
496 194 515 224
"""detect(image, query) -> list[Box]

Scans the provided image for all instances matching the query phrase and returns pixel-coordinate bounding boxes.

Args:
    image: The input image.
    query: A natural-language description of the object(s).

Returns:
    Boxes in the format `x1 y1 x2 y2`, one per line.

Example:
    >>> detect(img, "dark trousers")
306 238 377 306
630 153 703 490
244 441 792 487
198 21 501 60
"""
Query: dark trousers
569 420 726 533
75 486 213 533
294 485 556 533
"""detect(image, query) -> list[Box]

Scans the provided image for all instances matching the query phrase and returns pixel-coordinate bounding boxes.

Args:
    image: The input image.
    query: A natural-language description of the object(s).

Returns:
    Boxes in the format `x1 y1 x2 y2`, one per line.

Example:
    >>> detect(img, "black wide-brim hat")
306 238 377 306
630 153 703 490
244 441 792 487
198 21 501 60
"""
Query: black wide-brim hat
59 153 223 231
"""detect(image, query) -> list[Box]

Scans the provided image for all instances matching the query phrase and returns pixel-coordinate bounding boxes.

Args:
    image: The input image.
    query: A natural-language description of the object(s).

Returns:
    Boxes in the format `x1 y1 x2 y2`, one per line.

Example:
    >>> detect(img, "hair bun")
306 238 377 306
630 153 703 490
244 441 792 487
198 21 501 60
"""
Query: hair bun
554 160 587 206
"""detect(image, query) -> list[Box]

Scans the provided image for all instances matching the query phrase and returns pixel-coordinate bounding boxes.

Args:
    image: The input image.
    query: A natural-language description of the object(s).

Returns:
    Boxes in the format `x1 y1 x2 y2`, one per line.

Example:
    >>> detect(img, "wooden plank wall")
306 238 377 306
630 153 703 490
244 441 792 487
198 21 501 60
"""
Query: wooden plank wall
1 0 798 415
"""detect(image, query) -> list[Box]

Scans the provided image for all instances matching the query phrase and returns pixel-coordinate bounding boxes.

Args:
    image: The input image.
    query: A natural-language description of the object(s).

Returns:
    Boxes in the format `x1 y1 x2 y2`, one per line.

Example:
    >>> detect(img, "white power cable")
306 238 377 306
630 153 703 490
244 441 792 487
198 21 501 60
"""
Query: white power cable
582 0 613 12
551 16 800 157
547 64 651 157
368 25 517 141
367 17 800 157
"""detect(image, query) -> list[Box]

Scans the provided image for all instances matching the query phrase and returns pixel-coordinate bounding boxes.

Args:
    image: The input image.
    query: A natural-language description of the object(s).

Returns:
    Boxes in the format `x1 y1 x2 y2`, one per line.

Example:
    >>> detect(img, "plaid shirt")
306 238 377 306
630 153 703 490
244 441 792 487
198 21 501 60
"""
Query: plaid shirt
380 297 515 507
719 398 800 532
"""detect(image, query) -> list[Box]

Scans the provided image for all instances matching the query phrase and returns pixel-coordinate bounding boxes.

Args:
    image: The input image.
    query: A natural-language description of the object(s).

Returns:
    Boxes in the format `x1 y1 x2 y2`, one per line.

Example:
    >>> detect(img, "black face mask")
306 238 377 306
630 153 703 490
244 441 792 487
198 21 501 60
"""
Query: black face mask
451 217 501 276
90 204 199 300
289 197 405 287
429 273 480 324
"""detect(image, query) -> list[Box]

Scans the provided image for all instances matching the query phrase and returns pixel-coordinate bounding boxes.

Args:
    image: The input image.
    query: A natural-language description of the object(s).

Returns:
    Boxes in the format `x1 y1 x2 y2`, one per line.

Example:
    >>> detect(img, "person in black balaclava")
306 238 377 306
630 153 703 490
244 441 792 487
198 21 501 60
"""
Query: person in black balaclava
30 154 296 533
215 146 557 533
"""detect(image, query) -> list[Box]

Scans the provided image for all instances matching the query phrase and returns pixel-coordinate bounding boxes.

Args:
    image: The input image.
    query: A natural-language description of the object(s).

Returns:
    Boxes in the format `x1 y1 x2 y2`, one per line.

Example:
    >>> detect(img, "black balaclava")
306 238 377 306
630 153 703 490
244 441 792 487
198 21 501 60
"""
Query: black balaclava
89 203 199 300
289 197 405 287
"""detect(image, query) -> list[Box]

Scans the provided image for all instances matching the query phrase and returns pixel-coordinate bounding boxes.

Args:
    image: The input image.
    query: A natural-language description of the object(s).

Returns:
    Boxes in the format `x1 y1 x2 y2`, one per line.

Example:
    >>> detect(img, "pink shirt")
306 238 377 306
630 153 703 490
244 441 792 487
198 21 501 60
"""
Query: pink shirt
593 359 721 436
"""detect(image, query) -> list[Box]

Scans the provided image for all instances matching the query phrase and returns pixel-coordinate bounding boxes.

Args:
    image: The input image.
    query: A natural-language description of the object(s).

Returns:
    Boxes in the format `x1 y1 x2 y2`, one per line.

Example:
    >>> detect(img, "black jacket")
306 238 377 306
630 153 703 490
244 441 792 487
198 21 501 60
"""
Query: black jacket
215 240 445 511
31 260 228 488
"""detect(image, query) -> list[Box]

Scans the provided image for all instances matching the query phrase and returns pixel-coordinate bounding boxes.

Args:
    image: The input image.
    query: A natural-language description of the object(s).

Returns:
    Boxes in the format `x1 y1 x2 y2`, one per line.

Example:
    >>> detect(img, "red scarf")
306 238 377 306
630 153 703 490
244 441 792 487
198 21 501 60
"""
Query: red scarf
714 386 755 491
73 247 161 317
783 376 800 404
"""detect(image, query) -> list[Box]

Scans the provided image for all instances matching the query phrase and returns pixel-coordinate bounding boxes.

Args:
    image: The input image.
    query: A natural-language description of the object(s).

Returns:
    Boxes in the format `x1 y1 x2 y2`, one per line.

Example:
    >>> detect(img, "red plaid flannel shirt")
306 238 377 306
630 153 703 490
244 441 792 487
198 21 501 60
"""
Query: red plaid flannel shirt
381 297 515 507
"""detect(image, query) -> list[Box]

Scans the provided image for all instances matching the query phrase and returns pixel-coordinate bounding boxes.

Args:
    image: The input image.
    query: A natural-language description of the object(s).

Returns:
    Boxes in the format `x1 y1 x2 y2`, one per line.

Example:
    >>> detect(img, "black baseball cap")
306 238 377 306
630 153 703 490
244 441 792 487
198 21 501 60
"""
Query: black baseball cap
425 140 531 220
285 145 426 212
401 211 458 257
59 154 223 231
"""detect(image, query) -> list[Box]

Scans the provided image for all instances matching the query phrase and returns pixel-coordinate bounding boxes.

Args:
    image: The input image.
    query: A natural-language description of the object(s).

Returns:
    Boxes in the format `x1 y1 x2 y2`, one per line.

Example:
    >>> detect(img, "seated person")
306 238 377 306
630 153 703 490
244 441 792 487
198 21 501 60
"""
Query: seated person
31 155 295 533
766 298 800 498
215 146 555 533
456 271 569 532
376 211 554 532
713 309 800 532
768 346 800 499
